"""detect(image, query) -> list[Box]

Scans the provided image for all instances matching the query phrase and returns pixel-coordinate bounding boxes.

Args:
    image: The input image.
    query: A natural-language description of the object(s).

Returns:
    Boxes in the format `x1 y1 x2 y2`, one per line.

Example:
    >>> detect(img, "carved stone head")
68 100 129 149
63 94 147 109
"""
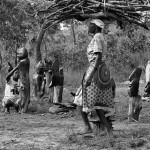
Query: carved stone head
8 62 13 73
17 47 28 60
13 70 19 81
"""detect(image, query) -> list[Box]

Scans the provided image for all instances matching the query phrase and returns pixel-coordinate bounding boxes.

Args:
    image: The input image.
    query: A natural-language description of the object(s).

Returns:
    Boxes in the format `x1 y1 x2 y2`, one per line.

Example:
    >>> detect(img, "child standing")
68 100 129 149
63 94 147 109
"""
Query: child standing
128 66 144 122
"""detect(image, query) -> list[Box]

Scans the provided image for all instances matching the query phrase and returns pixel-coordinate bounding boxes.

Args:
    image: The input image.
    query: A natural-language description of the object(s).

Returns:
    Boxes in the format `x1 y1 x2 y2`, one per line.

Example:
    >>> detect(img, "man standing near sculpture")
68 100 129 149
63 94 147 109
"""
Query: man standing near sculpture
146 60 150 84
48 57 64 104
9 47 30 113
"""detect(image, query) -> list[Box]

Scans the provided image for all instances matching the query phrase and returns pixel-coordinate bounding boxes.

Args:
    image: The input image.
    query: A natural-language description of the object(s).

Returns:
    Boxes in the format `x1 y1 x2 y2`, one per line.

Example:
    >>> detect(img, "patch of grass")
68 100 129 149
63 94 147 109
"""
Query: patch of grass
64 70 83 87
66 125 79 144
28 96 53 114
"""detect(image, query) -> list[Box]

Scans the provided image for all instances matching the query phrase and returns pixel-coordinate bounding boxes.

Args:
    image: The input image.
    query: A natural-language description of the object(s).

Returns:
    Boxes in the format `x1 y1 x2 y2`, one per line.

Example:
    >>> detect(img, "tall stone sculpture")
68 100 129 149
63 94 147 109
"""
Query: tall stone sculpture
10 47 30 113
17 47 30 113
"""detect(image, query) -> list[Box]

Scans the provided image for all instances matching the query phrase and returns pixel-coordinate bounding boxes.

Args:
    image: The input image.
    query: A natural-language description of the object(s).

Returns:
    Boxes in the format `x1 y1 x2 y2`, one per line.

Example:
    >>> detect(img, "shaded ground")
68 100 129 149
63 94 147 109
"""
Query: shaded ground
1 84 150 150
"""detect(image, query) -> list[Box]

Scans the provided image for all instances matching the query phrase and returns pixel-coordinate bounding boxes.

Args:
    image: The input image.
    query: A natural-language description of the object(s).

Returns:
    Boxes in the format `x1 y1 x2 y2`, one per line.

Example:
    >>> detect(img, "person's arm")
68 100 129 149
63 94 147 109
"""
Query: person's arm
6 63 20 82
111 78 116 98
129 68 136 81
85 34 103 87
85 52 102 87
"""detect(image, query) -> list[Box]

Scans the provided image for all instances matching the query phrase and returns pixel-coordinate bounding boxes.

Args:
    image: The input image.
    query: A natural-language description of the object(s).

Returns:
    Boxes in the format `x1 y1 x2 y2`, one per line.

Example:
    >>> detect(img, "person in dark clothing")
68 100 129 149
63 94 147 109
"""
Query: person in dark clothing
144 81 150 96
128 66 144 122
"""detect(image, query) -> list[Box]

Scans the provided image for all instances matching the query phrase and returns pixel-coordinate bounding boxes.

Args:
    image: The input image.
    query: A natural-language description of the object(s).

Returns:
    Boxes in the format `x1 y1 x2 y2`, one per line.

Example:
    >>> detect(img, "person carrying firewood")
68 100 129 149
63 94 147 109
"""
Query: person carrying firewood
73 20 115 142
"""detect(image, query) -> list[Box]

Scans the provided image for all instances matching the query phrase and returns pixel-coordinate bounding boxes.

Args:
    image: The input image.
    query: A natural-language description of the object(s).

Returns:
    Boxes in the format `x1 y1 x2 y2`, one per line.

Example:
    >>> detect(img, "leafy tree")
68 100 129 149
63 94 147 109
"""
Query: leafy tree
106 25 150 80
0 0 35 65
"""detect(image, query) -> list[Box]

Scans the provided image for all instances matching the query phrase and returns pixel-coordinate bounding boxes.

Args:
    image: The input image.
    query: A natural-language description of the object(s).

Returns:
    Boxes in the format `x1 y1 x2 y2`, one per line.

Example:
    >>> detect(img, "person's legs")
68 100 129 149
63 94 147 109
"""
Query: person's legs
13 103 19 113
15 98 22 113
77 106 92 134
96 109 113 135
128 97 134 121
132 95 142 121
1 101 5 112
5 100 13 113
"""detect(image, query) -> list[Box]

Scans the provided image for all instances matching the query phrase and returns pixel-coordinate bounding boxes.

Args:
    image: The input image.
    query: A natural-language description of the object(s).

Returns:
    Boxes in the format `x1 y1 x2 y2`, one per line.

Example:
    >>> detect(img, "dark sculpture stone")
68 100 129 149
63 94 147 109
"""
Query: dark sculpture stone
17 47 30 113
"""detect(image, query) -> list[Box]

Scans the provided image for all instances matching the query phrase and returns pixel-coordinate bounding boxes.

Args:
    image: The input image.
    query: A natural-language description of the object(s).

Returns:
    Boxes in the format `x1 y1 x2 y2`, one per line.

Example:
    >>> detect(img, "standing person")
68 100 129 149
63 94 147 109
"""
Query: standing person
128 66 144 122
144 61 150 98
146 60 150 84
75 19 115 138
2 69 22 114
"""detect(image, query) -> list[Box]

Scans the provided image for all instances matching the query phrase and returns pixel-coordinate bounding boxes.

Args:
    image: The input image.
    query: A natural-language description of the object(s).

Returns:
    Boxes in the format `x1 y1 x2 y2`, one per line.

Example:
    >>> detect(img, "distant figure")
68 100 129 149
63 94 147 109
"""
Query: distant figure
128 66 144 122
146 60 150 83
144 61 150 98
144 81 150 97
48 57 64 104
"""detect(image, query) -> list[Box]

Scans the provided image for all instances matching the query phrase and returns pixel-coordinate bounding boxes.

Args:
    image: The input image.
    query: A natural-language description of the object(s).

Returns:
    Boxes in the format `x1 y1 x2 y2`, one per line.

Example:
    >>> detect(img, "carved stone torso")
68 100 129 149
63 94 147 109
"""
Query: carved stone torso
19 58 30 86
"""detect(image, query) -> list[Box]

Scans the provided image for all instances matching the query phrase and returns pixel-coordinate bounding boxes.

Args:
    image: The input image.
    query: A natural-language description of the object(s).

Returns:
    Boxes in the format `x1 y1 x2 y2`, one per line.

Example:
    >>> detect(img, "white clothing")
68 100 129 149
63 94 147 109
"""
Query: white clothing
146 62 150 83
86 33 107 63
2 77 21 106
90 19 105 29
73 85 82 106
53 86 59 103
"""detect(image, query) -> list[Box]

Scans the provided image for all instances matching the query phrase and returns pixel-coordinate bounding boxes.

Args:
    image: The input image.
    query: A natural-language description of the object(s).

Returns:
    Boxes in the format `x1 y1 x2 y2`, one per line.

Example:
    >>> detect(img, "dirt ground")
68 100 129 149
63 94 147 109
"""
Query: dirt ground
1 85 150 150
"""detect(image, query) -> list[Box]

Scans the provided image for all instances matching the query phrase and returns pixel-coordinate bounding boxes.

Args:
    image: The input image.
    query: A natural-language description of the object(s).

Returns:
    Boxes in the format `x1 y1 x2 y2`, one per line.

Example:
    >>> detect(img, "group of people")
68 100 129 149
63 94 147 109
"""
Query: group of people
0 19 116 140
2 18 150 142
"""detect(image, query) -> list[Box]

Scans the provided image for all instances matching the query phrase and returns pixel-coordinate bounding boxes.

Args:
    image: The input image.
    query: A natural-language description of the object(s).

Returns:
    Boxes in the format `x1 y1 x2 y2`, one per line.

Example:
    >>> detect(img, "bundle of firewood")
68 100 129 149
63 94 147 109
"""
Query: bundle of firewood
37 0 150 29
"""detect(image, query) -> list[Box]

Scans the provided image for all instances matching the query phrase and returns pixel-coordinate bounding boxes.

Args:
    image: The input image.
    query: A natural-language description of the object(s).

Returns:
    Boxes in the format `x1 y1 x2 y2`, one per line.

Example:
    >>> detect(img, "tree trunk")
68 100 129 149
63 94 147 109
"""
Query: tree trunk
35 27 45 64
71 19 76 45
35 22 54 64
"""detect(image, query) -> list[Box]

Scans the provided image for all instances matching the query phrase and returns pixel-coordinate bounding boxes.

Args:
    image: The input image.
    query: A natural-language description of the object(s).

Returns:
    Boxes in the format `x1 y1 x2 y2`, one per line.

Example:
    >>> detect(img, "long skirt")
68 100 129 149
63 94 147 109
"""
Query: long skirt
83 82 114 113
82 64 115 113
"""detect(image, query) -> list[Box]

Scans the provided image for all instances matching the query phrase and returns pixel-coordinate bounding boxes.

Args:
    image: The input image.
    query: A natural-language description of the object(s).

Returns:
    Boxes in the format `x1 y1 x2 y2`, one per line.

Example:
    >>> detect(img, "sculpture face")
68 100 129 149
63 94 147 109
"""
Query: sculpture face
8 62 13 73
17 47 28 60
13 70 19 80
